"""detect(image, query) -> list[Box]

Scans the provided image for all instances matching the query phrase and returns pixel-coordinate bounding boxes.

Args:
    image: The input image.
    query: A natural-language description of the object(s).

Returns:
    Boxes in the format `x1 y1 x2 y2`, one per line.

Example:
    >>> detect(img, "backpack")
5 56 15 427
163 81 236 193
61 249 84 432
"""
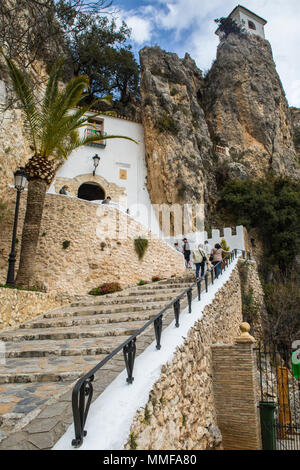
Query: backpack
192 249 203 264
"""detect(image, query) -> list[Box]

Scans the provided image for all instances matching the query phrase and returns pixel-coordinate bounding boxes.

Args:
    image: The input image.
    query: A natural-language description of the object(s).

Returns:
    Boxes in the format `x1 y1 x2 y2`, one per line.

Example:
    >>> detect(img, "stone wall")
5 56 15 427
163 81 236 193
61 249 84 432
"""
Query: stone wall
0 188 185 294
0 287 62 330
212 326 261 450
124 265 243 450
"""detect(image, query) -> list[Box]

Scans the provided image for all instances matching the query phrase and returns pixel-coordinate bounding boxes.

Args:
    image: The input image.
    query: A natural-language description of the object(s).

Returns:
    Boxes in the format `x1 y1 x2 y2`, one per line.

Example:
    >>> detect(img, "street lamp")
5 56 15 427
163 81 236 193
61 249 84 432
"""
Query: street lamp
92 154 100 176
6 167 27 286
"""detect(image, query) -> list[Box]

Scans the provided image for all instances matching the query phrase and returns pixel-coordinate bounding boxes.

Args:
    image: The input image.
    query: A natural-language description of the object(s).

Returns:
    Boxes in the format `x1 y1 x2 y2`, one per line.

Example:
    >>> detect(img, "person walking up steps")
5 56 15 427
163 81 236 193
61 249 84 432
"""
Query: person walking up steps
192 244 207 279
210 243 231 277
182 238 192 269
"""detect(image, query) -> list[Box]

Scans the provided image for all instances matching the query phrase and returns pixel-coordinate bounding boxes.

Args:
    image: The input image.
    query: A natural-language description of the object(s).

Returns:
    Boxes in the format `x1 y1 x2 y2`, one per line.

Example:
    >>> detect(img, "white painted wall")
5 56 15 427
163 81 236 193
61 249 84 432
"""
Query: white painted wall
48 113 161 235
231 8 265 39
165 226 245 253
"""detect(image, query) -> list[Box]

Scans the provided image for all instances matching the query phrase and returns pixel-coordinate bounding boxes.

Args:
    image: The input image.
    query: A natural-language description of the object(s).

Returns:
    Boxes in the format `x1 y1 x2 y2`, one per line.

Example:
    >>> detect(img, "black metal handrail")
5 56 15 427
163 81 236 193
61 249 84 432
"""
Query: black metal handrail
71 248 250 447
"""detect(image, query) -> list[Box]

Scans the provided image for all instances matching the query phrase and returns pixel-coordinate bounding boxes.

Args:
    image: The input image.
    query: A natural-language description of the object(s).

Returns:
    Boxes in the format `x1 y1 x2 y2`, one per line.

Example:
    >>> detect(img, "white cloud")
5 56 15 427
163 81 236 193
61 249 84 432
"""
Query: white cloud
114 0 300 106
125 15 152 44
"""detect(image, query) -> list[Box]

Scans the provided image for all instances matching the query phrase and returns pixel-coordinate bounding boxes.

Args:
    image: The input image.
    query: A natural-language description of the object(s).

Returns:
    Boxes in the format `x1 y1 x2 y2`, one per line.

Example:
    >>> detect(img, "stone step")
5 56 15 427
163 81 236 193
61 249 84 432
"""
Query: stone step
19 309 169 330
123 287 186 296
0 320 149 343
0 381 74 422
0 355 107 384
4 335 131 358
68 292 180 307
0 273 196 449
69 283 194 307
43 300 171 319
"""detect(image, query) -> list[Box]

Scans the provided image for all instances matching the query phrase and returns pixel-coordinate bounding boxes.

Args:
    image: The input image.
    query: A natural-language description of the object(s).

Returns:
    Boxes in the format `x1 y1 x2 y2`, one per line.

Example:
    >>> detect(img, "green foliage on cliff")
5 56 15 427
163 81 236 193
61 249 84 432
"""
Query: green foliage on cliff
134 237 149 260
69 25 139 102
219 176 300 274
155 111 179 135
214 17 247 39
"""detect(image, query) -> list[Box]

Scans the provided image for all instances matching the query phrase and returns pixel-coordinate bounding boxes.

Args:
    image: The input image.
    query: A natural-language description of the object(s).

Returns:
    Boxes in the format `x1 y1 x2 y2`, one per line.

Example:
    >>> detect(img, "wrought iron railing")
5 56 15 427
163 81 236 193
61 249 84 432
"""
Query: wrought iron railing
71 248 250 447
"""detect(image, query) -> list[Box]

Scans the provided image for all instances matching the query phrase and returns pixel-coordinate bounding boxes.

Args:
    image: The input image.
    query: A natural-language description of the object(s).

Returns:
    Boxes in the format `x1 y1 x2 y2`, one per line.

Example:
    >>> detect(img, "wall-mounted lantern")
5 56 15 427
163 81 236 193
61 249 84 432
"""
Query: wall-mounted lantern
92 154 100 176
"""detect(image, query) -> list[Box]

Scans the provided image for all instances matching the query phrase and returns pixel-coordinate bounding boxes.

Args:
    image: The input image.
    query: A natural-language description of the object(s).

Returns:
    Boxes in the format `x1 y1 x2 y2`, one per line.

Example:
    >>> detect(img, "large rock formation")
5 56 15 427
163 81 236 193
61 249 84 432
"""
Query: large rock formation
139 35 299 218
202 33 299 180
139 47 215 218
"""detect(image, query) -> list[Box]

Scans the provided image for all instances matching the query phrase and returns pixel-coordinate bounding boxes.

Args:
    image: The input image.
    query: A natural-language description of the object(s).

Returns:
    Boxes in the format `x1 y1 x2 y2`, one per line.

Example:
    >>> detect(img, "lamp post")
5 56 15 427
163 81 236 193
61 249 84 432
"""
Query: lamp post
92 154 100 176
6 167 27 287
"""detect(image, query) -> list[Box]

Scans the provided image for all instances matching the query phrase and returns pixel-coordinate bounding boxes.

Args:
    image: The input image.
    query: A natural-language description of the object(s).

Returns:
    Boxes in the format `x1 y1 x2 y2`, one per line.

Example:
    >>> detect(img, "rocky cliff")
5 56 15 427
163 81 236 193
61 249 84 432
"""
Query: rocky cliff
139 47 216 221
139 34 299 217
203 33 299 180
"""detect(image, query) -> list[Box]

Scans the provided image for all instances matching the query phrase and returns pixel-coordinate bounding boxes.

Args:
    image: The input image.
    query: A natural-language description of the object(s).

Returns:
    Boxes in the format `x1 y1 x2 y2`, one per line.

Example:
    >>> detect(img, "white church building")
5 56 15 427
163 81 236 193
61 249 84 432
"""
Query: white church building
48 111 161 233
215 4 267 39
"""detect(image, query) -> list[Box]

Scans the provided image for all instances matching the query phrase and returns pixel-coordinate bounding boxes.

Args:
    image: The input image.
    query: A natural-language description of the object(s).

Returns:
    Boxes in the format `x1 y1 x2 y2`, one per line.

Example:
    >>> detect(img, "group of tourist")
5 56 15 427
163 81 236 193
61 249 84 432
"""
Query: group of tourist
174 239 231 280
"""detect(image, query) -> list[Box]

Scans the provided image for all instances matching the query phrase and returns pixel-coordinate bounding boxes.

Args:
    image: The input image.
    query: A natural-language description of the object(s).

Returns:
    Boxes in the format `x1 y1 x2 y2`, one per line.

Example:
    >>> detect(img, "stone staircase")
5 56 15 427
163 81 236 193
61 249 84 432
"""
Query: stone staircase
0 275 195 450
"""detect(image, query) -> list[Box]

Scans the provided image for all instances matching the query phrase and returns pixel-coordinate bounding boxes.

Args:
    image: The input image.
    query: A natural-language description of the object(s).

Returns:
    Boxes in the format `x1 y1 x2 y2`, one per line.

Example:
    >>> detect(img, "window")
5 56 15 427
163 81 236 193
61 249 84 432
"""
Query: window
248 20 256 30
85 119 106 148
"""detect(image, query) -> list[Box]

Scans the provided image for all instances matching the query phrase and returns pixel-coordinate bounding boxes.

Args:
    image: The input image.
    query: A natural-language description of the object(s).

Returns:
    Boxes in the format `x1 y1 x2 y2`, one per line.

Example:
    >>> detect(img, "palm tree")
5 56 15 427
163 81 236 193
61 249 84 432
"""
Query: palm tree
2 54 136 288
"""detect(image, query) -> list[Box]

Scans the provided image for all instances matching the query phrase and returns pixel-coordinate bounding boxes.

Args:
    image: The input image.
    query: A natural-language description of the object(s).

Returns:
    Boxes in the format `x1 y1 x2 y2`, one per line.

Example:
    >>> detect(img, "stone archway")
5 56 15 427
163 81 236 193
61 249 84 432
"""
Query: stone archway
55 174 126 202
78 182 105 201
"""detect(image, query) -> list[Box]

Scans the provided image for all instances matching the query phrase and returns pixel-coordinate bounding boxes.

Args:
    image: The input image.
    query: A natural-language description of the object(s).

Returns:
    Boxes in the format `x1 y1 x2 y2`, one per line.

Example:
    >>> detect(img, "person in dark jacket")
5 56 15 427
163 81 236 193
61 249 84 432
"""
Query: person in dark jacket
59 185 69 195
183 238 192 269
101 196 111 204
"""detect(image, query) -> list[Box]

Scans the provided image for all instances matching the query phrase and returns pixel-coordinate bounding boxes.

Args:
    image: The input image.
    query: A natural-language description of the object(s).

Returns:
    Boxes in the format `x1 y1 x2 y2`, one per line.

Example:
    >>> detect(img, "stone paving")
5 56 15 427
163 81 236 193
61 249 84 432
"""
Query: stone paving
0 275 195 449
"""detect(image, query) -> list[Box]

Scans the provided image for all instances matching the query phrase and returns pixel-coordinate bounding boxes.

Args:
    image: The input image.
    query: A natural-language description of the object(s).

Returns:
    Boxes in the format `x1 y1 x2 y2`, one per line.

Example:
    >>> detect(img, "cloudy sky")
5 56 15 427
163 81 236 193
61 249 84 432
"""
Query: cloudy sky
112 0 300 107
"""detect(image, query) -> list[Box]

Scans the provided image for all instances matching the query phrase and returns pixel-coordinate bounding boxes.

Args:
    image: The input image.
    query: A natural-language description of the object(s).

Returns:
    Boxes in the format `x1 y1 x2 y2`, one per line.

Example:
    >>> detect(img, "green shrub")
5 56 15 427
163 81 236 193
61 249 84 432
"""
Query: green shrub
0 284 42 292
214 17 247 39
62 240 70 249
129 433 137 450
137 280 148 286
218 175 300 274
220 238 230 258
134 237 149 260
155 112 179 135
88 282 122 296
152 275 161 282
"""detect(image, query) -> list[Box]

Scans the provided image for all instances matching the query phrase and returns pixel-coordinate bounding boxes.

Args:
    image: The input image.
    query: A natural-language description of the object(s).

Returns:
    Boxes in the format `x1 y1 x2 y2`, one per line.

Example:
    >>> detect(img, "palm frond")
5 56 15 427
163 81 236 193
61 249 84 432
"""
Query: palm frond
54 132 137 159
40 59 63 149
41 75 91 155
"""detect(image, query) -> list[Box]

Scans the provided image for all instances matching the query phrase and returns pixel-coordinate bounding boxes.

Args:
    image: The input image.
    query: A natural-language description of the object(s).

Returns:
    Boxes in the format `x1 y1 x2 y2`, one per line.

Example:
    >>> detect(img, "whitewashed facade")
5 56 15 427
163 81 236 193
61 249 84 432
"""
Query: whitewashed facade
215 5 267 40
48 112 161 234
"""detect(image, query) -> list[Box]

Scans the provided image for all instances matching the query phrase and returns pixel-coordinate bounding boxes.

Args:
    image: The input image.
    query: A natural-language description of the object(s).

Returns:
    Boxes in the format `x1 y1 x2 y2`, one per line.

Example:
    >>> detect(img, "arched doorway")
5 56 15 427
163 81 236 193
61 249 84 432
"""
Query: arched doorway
78 182 105 201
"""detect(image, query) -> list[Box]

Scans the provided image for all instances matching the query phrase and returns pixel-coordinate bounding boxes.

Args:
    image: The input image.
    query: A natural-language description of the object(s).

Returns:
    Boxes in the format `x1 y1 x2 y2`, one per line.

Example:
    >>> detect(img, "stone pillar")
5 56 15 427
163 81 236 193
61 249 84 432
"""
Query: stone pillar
211 323 262 450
